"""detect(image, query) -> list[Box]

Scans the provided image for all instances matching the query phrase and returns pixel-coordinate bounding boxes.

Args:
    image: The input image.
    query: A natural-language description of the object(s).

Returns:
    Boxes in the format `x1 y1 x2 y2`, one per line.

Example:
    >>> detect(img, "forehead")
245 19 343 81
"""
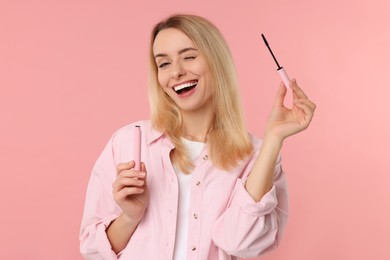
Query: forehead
153 28 196 55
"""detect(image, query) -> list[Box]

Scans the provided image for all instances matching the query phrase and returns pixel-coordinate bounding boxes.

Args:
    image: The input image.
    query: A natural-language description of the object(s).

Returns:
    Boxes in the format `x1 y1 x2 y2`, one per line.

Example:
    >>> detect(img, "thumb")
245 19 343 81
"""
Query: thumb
140 162 147 172
140 162 148 186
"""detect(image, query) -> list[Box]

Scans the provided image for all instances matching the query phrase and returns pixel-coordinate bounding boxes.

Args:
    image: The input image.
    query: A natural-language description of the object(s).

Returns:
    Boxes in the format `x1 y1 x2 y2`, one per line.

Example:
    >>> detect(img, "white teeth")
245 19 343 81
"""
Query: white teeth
174 81 197 92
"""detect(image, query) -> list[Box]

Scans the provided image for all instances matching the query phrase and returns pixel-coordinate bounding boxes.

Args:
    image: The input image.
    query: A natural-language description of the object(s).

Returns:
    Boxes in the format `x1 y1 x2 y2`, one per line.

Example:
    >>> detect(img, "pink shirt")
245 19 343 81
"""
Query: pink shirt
79 120 288 260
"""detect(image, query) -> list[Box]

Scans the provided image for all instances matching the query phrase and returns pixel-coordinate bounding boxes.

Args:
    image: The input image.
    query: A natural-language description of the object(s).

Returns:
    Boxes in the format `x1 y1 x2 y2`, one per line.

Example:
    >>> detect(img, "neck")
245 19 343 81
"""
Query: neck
181 107 214 143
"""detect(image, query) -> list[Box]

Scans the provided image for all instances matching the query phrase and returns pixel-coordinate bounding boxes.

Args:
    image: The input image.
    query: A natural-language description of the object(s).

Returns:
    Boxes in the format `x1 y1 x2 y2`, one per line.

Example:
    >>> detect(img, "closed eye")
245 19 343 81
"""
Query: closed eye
158 62 170 68
184 56 196 60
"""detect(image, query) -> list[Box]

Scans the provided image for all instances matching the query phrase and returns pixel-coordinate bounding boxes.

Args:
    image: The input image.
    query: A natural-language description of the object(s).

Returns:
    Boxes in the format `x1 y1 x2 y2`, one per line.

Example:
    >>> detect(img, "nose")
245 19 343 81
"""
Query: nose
171 61 186 79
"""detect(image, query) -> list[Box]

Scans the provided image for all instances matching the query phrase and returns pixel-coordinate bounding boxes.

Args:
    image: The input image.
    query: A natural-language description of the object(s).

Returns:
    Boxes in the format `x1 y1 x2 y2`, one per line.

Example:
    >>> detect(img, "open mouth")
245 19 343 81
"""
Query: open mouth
173 80 198 95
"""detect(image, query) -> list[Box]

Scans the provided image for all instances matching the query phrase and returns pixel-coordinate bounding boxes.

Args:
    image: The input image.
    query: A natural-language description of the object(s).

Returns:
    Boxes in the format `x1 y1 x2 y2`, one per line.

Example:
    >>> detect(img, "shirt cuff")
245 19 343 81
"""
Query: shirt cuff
230 178 278 216
95 213 122 259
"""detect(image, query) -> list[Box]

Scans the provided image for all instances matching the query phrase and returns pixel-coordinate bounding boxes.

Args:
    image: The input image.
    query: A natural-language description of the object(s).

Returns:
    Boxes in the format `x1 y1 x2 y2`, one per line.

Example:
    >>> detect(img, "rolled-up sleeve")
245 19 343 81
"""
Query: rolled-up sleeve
211 156 288 258
79 135 122 260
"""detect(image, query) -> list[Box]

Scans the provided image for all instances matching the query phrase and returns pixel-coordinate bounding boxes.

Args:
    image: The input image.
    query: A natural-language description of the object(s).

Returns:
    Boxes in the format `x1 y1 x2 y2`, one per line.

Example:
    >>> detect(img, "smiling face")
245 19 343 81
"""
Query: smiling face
153 28 213 113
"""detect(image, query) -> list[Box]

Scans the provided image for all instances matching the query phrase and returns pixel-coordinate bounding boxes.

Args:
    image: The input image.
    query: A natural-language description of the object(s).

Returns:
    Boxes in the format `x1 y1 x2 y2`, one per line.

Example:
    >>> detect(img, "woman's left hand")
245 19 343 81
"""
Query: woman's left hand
265 79 316 142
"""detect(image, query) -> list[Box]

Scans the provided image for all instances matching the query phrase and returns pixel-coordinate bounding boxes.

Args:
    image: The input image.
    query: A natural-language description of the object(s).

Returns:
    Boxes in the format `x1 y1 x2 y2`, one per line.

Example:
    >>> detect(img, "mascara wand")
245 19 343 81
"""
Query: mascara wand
261 34 291 90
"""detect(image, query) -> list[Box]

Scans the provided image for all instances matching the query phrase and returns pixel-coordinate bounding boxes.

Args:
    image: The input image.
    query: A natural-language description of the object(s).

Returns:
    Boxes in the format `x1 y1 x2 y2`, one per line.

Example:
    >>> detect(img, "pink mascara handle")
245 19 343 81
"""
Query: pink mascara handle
277 67 291 90
133 126 141 171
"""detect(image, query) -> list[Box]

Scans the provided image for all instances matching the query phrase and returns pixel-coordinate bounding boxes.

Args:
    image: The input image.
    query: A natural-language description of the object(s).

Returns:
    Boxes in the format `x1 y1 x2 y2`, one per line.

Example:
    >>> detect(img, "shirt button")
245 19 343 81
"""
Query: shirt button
192 246 197 251
196 181 201 186
193 213 198 219
202 155 208 160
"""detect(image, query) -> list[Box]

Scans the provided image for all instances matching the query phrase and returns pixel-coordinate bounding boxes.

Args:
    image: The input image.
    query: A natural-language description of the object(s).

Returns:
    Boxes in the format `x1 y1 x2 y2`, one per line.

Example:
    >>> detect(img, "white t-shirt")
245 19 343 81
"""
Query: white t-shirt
173 138 205 260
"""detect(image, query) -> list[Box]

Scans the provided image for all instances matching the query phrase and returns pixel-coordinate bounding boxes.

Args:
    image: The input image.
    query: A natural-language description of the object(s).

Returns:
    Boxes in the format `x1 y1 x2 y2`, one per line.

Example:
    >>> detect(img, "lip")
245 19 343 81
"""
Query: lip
171 79 198 90
176 84 197 98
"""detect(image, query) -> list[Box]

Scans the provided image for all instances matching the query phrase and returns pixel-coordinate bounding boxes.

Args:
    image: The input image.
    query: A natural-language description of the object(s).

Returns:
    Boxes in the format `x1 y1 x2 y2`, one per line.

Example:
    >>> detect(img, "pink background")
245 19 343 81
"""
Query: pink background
1 0 389 259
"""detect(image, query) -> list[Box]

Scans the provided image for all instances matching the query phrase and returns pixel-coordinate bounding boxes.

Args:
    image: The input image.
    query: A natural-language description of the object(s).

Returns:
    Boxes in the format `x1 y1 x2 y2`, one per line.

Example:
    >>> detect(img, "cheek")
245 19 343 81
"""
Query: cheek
196 60 211 80
157 70 169 89
200 65 212 86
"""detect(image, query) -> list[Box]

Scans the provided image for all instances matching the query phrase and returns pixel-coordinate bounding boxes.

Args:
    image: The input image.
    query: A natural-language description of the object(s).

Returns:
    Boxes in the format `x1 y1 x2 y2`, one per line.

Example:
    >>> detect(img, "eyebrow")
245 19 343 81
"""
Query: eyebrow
154 47 198 58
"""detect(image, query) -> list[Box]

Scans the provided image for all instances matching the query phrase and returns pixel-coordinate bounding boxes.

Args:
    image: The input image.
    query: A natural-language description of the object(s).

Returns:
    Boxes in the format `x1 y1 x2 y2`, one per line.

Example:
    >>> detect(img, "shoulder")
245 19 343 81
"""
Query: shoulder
111 119 163 145
113 120 151 137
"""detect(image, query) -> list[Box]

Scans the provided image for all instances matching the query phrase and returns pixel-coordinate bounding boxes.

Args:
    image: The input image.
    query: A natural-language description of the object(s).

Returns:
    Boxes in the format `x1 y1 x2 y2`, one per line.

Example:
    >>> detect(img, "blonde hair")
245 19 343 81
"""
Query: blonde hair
148 14 253 173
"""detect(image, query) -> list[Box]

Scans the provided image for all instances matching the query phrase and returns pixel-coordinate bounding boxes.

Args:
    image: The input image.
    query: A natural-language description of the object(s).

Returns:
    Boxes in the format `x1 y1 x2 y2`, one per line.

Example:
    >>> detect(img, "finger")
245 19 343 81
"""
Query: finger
140 162 147 172
293 88 299 100
274 82 288 107
116 187 144 200
140 162 148 186
294 98 317 111
290 79 308 99
117 161 135 175
119 169 146 179
294 101 312 115
293 102 315 125
113 178 145 192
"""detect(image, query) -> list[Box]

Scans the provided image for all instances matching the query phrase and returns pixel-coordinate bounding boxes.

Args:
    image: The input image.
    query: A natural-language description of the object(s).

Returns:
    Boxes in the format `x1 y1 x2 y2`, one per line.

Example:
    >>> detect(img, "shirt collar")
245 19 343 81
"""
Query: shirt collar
147 127 165 144
141 120 171 146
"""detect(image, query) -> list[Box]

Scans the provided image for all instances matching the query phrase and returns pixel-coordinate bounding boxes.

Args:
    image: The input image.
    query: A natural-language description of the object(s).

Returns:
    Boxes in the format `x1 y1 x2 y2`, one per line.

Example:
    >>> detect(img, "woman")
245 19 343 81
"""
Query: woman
80 14 316 260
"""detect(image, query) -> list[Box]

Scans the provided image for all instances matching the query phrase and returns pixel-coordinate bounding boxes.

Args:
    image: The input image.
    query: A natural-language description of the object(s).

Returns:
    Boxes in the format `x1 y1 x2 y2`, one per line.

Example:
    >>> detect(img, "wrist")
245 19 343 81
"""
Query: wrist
119 213 142 227
263 132 284 148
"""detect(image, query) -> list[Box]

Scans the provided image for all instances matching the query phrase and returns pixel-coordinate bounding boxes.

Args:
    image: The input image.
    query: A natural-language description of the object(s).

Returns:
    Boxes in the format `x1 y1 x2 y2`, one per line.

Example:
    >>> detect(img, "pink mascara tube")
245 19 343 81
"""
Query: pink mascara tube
261 34 291 90
133 125 141 171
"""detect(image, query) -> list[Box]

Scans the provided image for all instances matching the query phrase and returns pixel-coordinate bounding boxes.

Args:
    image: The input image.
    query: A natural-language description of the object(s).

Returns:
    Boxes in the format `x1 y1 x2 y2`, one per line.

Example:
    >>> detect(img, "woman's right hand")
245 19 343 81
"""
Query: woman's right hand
113 161 150 223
